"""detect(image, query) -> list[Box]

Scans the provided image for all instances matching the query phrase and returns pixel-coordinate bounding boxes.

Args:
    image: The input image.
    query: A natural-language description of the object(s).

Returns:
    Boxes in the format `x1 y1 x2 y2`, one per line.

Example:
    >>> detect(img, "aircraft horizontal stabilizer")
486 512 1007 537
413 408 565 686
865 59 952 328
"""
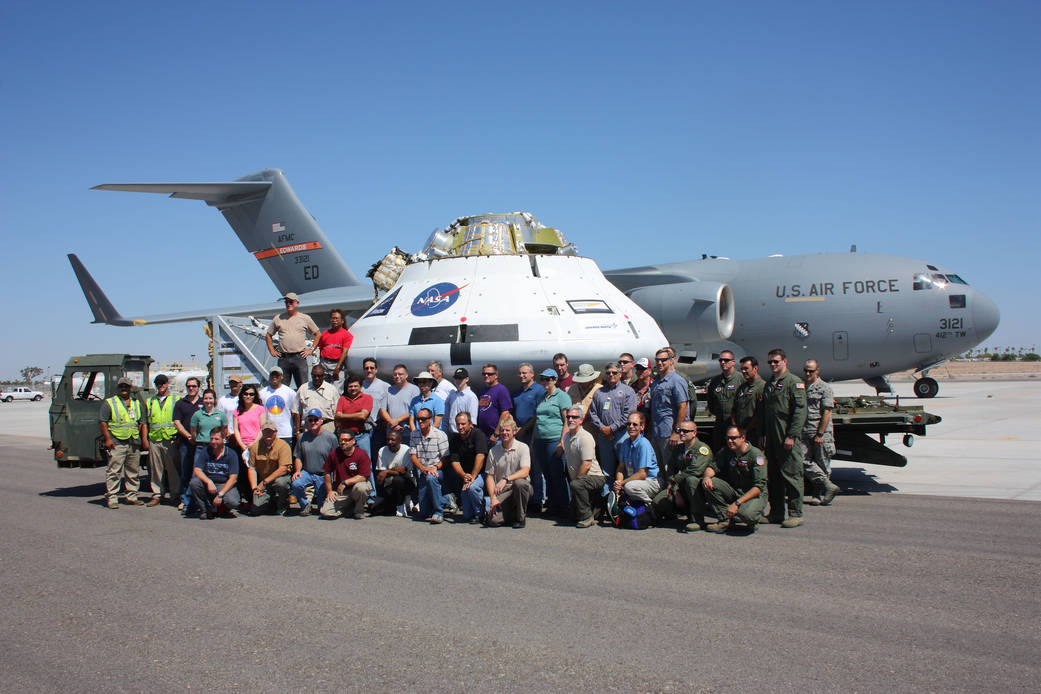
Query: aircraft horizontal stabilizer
92 181 271 202
92 168 361 296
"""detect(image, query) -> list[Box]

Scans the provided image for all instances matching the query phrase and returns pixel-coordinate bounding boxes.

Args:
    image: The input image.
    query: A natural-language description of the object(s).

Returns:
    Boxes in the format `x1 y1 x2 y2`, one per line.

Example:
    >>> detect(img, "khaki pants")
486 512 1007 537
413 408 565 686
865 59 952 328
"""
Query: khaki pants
147 438 179 498
106 439 141 502
320 482 372 518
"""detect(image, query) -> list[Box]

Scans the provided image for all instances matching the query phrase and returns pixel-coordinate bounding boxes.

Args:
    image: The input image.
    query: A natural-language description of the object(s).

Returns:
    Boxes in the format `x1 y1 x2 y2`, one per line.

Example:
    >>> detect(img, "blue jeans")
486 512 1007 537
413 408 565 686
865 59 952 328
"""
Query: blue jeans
417 469 447 518
289 469 327 512
535 437 569 515
178 440 196 509
460 473 485 520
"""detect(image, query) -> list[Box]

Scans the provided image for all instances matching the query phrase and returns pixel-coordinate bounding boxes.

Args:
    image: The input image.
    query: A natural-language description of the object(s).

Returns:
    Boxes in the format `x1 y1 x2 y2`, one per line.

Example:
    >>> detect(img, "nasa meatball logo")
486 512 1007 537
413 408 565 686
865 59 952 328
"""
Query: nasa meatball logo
411 282 466 316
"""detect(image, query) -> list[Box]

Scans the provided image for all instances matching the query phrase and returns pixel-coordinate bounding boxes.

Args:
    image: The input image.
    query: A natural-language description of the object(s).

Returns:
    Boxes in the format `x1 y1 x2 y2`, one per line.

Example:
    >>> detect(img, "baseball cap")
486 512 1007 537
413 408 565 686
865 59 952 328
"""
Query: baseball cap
539 369 557 379
269 365 283 375
281 292 300 302
635 358 650 370
117 376 133 387
453 368 469 379
227 374 242 384
306 408 323 420
261 421 279 432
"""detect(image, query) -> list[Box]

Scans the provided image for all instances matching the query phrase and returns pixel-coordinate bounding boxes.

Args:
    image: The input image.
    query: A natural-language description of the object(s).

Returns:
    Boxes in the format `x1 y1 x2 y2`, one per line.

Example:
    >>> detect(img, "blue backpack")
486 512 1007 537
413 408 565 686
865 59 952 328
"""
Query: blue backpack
616 502 653 529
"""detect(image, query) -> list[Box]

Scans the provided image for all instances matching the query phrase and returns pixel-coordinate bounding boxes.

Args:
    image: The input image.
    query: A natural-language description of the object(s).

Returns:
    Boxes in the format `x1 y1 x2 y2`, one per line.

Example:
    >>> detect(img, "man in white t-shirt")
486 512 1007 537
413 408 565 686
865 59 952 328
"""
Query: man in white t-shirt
373 430 414 516
258 366 299 449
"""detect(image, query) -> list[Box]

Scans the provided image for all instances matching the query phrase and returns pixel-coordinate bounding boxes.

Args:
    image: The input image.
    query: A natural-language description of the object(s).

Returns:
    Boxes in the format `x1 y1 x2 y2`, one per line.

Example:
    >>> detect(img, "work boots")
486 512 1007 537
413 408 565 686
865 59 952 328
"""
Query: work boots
820 479 840 505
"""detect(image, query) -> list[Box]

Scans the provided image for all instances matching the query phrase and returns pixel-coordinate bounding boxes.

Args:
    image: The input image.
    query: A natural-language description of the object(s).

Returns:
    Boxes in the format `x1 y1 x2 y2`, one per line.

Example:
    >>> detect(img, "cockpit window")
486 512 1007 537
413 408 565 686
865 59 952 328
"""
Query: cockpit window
945 274 968 285
912 273 948 290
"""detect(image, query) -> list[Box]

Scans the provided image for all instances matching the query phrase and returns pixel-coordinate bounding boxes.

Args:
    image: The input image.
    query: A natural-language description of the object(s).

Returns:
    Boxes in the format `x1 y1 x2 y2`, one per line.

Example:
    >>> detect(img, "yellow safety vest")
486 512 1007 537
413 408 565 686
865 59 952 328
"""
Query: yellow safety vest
147 395 177 442
106 396 142 441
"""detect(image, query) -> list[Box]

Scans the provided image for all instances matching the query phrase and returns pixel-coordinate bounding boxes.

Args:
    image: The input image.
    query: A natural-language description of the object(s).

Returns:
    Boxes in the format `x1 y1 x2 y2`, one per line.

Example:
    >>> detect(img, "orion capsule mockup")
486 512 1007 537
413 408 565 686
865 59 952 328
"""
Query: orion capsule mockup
347 213 668 386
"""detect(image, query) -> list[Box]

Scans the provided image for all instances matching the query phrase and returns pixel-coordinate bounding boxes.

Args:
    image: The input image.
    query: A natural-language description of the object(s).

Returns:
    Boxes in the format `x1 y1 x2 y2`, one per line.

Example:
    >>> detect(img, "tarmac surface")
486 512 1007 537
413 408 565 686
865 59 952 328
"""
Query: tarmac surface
1 382 1039 691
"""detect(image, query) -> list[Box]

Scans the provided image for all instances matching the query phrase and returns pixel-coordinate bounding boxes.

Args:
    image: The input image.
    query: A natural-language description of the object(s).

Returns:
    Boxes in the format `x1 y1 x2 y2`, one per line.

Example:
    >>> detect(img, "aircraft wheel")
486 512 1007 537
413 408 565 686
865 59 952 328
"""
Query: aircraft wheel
903 434 914 447
913 377 939 399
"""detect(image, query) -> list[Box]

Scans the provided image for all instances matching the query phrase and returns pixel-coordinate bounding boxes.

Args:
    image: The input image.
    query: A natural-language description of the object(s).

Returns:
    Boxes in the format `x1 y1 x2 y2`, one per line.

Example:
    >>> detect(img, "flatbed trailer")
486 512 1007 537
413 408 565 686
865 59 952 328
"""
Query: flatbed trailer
691 394 940 467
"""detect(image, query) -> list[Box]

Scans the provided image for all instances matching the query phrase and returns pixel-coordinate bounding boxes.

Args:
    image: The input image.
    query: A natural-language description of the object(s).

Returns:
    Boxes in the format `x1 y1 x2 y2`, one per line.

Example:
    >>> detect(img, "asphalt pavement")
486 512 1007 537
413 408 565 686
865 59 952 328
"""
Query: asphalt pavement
1 431 1039 692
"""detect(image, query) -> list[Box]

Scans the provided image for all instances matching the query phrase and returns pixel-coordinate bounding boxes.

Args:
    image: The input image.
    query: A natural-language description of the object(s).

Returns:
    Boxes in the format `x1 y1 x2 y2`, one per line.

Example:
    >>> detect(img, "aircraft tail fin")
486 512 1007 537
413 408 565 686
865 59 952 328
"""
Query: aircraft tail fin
67 253 134 326
92 168 361 296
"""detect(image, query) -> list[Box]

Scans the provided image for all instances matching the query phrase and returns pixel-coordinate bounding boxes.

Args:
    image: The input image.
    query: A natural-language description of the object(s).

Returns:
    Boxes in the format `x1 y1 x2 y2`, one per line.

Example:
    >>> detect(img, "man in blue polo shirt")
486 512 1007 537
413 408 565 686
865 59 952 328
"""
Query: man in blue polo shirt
409 371 445 430
614 411 661 504
189 429 240 519
511 362 544 448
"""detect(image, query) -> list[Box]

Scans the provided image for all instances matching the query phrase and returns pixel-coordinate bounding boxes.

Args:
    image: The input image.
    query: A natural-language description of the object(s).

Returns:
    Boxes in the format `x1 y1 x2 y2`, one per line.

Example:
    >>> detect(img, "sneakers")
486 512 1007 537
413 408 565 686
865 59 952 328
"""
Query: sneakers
804 496 821 506
707 520 731 533
106 499 119 510
395 503 407 517
820 480 840 506
125 498 144 506
684 521 704 532
428 514 443 524
576 517 595 528
780 516 804 528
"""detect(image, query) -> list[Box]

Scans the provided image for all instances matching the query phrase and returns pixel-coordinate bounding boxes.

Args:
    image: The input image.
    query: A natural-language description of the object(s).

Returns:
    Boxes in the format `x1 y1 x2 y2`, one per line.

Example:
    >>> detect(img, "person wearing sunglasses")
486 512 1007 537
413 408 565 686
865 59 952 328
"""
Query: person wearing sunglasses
648 347 689 467
173 376 204 513
589 362 636 497
801 359 840 507
701 425 767 533
707 350 744 451
613 412 661 507
409 407 450 523
759 348 807 528
657 422 714 532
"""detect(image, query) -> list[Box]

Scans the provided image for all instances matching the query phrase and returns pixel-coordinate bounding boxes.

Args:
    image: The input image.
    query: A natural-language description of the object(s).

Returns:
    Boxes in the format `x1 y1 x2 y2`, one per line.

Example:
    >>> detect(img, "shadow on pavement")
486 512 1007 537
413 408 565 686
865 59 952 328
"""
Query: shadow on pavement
39 481 106 498
831 466 898 495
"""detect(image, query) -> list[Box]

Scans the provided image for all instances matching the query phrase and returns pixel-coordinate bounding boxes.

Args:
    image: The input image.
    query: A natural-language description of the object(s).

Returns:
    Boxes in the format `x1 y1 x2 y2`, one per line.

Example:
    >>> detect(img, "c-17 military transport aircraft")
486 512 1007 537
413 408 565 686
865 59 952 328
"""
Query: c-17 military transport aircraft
71 168 999 397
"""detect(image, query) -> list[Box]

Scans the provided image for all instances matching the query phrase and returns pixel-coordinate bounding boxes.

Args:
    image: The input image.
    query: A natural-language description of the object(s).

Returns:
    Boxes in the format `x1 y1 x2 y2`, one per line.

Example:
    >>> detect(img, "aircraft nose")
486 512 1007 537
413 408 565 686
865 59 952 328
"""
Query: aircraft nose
972 291 1000 343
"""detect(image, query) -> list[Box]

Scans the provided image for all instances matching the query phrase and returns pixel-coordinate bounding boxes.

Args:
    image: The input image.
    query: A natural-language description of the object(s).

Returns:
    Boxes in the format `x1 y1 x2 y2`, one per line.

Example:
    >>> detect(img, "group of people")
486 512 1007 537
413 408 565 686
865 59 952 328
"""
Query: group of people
99 296 840 533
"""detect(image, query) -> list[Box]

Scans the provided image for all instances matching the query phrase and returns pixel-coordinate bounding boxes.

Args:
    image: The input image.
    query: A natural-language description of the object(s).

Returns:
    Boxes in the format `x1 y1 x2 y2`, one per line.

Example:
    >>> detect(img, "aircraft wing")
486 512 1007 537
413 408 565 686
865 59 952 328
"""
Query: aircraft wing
601 266 697 293
68 254 375 326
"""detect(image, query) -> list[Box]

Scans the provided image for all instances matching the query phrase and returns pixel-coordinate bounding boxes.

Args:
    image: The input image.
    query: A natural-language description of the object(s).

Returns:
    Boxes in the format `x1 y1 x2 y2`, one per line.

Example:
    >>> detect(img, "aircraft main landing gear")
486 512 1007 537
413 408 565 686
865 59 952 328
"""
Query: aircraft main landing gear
913 377 939 399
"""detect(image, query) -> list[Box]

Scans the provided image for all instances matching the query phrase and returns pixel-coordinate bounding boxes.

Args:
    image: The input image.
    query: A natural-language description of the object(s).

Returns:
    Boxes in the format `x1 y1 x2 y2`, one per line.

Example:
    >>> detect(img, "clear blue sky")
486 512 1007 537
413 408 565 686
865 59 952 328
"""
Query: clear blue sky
2 1 1038 380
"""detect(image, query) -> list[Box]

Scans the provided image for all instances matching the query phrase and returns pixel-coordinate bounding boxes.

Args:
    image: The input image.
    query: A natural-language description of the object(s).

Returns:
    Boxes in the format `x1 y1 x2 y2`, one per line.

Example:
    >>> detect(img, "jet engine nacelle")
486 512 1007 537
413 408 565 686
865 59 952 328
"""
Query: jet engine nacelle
627 280 735 344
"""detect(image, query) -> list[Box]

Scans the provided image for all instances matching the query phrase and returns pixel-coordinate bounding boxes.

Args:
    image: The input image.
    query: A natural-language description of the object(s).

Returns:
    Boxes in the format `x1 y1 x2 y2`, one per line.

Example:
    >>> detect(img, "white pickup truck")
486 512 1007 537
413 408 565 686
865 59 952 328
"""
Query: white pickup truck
1 386 44 402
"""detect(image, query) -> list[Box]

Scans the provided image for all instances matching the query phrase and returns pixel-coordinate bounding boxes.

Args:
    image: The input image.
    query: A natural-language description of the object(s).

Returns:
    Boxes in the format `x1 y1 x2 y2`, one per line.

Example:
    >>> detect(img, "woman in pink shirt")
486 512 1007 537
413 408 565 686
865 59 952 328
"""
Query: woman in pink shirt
233 384 267 465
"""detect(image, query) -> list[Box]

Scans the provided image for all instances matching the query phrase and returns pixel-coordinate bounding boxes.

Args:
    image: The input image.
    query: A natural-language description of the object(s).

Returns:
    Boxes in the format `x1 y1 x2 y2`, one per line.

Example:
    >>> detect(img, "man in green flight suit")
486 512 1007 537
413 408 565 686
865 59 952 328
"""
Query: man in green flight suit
758 348 807 528
732 356 766 443
702 425 768 533
707 350 744 452
651 421 713 530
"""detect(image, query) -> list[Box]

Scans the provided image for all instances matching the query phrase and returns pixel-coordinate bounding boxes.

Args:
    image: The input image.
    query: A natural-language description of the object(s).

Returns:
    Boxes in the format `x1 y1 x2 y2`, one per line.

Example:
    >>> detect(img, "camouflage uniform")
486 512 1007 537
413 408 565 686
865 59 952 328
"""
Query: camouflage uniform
705 444 768 527
733 375 766 443
759 370 807 521
707 371 744 451
802 378 837 501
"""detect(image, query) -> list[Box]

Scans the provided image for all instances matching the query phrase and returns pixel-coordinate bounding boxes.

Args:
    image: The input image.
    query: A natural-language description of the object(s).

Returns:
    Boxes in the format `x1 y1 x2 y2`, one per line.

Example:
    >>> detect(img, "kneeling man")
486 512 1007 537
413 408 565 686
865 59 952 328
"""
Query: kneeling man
702 425 768 533
320 431 372 519
189 429 240 519
248 421 293 515
562 407 606 528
